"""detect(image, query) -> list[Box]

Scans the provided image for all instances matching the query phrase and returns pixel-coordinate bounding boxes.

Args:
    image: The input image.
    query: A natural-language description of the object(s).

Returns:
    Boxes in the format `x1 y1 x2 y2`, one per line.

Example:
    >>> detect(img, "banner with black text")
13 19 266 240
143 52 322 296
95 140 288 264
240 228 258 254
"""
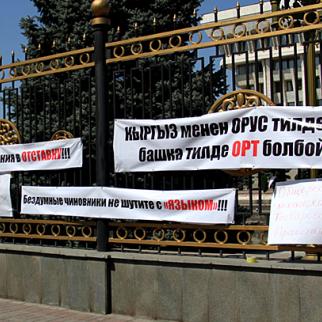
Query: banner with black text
114 106 322 172
268 179 322 245
0 174 12 217
21 186 236 224
0 138 82 172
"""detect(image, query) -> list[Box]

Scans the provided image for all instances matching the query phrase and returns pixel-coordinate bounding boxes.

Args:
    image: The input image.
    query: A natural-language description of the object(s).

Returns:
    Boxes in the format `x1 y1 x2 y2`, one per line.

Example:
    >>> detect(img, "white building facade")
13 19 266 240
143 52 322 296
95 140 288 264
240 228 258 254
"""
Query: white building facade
202 1 322 106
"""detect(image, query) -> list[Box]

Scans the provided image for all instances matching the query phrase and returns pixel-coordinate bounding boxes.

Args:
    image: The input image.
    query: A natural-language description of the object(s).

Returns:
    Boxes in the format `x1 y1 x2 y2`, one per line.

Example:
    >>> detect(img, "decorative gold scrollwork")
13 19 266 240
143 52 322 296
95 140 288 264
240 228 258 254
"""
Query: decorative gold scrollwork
50 130 74 141
189 31 203 45
66 225 76 237
134 227 146 240
49 59 60 70
0 119 21 145
214 230 228 244
116 226 128 240
22 223 32 235
9 223 18 234
149 39 162 52
130 43 143 55
51 225 61 236
63 56 75 67
153 228 165 241
256 19 271 34
173 228 186 242
169 35 182 48
9 68 17 77
113 46 125 58
36 224 46 236
22 64 31 76
208 90 274 113
80 53 91 64
210 28 225 41
35 62 45 73
81 226 93 238
303 11 320 25
208 90 274 176
278 15 294 30
236 231 252 245
0 223 5 233
193 229 207 243
234 24 247 38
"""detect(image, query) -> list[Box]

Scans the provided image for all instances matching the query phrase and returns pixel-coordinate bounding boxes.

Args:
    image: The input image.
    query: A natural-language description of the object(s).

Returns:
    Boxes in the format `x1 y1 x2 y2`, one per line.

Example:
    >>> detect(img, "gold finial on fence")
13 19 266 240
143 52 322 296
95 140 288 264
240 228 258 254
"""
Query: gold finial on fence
83 33 86 41
192 9 197 18
38 43 41 51
153 17 157 26
67 37 71 45
116 26 121 34
173 14 177 23
236 2 241 18
91 0 111 26
52 40 56 48
213 6 218 22
134 22 138 30
259 0 264 13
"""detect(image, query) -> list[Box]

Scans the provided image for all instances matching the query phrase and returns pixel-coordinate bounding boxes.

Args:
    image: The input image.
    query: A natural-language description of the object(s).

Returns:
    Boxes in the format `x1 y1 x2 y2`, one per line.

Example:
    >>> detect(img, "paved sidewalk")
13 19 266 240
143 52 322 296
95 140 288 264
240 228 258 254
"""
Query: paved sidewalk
0 298 174 322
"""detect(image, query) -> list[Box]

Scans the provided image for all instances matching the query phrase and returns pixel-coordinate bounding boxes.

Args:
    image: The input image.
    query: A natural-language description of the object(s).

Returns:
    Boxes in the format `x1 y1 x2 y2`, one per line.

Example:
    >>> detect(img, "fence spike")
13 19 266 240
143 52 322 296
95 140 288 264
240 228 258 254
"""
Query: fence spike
153 17 156 26
259 0 264 14
213 6 218 22
173 14 177 23
236 2 241 18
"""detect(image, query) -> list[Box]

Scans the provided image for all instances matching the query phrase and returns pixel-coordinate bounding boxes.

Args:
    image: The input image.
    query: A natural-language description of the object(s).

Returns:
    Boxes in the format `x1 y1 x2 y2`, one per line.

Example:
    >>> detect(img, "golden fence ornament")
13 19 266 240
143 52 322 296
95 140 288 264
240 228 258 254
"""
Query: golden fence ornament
0 119 21 145
208 89 274 176
50 130 74 141
0 3 321 84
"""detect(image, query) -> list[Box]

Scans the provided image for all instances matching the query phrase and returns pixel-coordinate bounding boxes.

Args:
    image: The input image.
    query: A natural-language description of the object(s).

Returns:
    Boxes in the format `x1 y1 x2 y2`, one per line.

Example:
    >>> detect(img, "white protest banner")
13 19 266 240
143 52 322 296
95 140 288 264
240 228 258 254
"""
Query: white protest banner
268 179 322 245
0 138 82 172
114 106 322 172
21 186 236 224
0 174 12 217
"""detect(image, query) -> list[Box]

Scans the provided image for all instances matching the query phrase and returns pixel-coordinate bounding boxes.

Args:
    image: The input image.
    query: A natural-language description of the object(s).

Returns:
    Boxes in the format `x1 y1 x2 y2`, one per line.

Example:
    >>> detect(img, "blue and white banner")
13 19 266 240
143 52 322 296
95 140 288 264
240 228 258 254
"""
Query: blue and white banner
114 106 322 172
21 186 236 224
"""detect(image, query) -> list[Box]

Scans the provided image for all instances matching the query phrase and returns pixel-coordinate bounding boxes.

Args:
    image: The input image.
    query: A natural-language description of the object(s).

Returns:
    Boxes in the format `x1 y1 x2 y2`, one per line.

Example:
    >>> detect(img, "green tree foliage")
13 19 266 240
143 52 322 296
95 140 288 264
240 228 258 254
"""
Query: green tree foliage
18 0 227 188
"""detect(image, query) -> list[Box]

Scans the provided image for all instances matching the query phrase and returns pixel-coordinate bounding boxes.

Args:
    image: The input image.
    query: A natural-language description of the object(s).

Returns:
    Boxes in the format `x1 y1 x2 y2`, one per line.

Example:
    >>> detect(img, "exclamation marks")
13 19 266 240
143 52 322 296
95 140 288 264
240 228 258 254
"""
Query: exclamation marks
218 200 228 211
61 148 71 159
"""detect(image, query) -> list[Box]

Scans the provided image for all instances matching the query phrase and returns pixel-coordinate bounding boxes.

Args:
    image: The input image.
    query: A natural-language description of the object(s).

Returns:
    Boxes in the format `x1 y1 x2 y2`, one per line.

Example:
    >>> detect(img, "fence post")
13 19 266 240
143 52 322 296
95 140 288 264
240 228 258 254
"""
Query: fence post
305 30 318 178
91 0 111 251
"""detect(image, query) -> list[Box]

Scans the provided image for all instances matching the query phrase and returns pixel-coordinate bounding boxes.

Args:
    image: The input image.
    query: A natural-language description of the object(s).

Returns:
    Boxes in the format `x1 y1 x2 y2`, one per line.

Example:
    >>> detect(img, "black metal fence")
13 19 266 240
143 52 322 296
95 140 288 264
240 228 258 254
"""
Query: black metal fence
0 2 322 255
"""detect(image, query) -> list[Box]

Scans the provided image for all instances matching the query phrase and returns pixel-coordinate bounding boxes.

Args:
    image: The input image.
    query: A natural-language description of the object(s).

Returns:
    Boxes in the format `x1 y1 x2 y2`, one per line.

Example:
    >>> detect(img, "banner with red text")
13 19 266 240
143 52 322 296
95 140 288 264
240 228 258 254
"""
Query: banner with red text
0 138 82 172
0 174 12 217
114 106 322 172
21 186 235 224
268 179 322 245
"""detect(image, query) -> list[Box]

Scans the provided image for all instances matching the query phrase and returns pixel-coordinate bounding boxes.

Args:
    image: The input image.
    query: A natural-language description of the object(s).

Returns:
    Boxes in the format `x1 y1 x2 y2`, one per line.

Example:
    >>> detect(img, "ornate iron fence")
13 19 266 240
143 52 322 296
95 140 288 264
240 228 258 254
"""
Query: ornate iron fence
0 1 322 257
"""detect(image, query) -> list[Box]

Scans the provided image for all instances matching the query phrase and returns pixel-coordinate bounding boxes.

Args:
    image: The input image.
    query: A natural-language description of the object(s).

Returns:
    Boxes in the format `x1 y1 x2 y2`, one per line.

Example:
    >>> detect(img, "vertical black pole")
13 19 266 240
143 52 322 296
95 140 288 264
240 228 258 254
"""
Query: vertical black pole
91 0 111 251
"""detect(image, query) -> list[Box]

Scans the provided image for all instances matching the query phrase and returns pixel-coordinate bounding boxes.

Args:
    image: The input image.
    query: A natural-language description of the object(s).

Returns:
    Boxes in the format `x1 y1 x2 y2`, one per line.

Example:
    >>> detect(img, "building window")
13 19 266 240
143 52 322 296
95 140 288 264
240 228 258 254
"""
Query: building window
286 80 293 92
316 76 321 89
274 81 282 93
